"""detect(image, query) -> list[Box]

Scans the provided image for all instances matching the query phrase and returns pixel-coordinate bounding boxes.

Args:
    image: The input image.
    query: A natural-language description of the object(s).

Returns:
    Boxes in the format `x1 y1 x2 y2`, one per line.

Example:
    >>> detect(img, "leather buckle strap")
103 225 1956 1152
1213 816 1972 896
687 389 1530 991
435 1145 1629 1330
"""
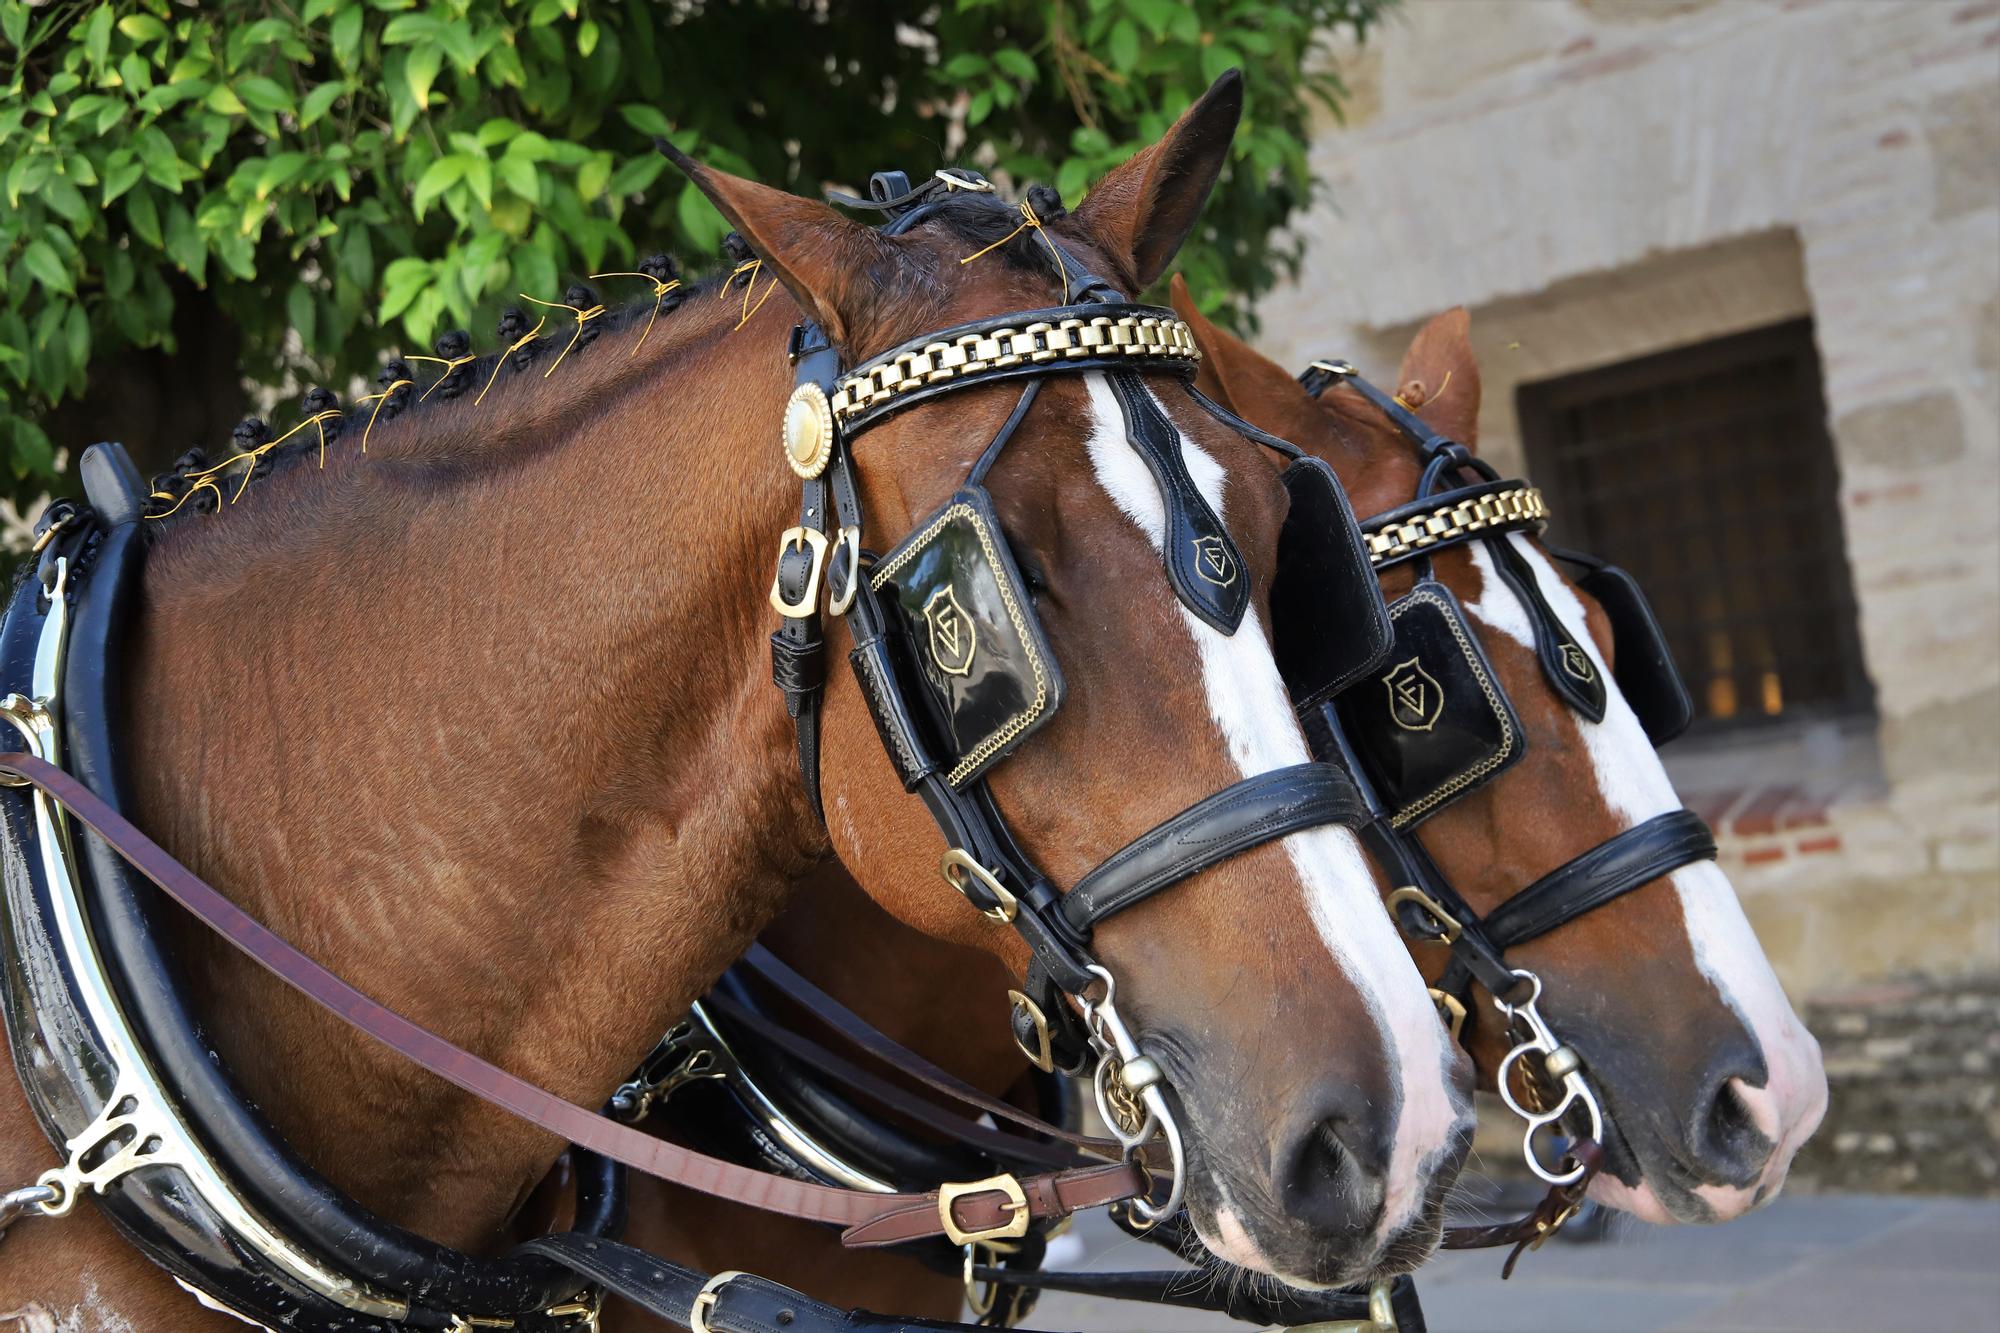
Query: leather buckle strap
937 1174 1029 1246
1062 762 1368 933
1481 809 1717 951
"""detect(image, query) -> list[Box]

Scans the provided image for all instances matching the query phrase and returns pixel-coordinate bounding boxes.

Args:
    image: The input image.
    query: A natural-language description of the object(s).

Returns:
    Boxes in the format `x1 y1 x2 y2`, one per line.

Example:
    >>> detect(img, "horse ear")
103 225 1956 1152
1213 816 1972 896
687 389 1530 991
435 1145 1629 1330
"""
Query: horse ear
657 139 901 349
1069 72 1243 291
1394 307 1483 447
1170 275 1329 445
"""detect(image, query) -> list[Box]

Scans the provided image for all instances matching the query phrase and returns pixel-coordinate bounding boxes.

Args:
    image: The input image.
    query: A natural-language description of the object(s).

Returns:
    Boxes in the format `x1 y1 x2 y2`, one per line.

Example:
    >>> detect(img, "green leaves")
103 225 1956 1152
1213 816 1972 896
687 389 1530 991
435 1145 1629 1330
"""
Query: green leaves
0 0 1389 515
19 242 72 296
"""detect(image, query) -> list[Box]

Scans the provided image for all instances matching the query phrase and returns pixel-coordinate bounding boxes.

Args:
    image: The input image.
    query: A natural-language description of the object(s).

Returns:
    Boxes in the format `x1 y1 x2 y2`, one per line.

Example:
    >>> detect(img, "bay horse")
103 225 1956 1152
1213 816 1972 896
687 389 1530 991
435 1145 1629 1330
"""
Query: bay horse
598 290 1829 1329
0 76 1472 1328
1170 287 1827 1228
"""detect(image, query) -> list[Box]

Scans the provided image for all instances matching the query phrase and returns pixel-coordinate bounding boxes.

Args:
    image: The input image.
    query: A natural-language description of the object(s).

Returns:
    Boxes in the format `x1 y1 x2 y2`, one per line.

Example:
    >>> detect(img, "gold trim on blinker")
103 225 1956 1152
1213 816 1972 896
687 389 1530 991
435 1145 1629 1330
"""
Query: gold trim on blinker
872 503 1051 786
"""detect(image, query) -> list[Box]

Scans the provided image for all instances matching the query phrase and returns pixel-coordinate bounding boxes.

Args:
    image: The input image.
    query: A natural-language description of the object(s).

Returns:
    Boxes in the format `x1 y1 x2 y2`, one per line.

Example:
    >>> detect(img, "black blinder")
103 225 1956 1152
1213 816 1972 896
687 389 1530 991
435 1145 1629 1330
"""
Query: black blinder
1271 457 1394 709
869 486 1065 788
1332 581 1524 828
1559 552 1694 745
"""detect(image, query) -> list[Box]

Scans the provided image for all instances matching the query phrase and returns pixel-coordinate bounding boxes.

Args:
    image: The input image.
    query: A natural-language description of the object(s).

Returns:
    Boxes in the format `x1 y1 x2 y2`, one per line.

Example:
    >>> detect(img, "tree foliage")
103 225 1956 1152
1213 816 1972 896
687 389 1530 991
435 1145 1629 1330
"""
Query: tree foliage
0 0 1387 506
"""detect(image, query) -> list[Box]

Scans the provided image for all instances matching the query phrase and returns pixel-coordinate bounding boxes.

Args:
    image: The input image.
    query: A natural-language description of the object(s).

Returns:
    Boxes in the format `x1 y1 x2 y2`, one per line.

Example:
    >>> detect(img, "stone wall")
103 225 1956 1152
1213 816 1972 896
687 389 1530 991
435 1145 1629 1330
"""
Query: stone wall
1257 0 2000 1000
1791 972 2000 1195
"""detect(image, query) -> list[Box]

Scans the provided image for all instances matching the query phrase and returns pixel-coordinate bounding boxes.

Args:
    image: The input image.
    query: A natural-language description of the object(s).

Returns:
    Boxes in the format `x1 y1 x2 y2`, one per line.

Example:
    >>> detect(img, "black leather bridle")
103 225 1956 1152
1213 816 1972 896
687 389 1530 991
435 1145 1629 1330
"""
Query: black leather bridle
1297 358 1718 1184
765 171 1397 1227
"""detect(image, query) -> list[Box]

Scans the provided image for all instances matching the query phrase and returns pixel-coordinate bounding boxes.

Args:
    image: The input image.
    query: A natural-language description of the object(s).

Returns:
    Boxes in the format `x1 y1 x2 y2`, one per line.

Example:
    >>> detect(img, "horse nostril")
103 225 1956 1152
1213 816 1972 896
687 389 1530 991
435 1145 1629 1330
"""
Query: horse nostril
1279 1114 1384 1238
1691 1075 1777 1186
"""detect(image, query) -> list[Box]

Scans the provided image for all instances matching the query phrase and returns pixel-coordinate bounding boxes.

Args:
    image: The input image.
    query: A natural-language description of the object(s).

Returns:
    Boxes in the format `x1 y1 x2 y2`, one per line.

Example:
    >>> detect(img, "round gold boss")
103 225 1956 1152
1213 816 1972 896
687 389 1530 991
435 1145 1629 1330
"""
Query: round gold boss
782 383 834 479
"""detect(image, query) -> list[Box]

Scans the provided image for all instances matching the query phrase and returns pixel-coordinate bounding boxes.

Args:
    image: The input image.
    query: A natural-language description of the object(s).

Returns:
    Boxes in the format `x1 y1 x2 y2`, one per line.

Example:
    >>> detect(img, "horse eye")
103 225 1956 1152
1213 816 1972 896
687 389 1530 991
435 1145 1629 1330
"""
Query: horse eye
1015 554 1051 600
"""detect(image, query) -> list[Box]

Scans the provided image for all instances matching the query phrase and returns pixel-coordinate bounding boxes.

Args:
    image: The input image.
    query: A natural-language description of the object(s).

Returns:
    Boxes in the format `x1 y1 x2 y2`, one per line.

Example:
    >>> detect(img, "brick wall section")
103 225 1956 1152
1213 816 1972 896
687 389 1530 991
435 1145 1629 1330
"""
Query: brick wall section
1257 0 2000 999
1789 971 2000 1196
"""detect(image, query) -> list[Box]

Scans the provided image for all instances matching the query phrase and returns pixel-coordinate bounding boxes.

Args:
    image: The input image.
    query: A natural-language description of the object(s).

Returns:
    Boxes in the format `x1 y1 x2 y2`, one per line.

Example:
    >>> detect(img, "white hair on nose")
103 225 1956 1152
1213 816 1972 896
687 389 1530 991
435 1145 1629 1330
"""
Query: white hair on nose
1078 373 1464 1239
1466 535 1827 1216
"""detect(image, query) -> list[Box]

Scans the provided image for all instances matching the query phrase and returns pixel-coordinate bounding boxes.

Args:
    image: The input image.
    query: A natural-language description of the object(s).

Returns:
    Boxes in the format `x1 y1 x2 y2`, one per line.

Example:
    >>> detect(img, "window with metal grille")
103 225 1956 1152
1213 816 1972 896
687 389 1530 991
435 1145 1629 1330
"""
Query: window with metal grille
1516 319 1874 731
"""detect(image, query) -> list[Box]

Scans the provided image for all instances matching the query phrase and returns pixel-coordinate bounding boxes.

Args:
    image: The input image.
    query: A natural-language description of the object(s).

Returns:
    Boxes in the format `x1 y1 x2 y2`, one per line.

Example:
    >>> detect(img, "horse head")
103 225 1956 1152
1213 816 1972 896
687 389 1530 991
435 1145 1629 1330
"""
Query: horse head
665 74 1474 1286
1174 286 1828 1225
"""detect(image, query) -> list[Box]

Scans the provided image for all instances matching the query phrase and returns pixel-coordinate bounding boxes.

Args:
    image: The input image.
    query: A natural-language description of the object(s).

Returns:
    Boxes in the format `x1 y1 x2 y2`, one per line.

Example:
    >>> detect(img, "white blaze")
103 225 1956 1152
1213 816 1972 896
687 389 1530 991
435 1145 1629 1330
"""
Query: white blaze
1079 375 1464 1239
1466 535 1827 1217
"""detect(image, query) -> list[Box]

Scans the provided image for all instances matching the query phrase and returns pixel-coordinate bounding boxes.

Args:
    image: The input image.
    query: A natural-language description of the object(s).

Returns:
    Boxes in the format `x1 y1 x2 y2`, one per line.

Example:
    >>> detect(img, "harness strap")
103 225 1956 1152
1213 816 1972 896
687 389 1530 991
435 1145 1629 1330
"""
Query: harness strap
1439 1139 1605 1279
1482 809 1718 951
969 1263 1429 1331
701 993 1084 1172
1062 762 1367 932
0 751 1147 1248
516 1234 977 1332
740 944 1108 1150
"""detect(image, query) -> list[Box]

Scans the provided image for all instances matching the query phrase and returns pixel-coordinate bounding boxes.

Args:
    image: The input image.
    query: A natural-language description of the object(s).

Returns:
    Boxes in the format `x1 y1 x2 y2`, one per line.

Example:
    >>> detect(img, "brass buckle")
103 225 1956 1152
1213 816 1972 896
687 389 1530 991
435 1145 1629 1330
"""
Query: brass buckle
1386 885 1462 945
937 1174 1029 1247
1529 1199 1582 1253
1430 988 1468 1042
941 848 1017 923
687 1270 746 1333
1304 1277 1397 1333
767 527 829 618
1006 989 1054 1072
825 526 862 616
29 513 72 556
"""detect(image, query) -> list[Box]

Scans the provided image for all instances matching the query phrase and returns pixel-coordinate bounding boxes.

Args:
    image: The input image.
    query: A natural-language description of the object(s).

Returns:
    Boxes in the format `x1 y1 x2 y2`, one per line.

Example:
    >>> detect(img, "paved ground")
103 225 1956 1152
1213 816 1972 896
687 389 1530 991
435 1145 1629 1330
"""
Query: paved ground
1024 1193 2000 1332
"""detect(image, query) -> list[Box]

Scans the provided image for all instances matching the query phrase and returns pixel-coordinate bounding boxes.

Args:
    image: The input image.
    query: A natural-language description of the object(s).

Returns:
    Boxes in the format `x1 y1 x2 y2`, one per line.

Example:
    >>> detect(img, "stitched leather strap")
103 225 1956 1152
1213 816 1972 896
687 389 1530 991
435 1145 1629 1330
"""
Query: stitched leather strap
701 993 1082 1172
1482 810 1717 952
1440 1140 1604 1278
1062 763 1367 932
0 752 1145 1247
740 944 1109 1151
970 1264 1429 1331
1107 369 1247 634
518 1234 980 1332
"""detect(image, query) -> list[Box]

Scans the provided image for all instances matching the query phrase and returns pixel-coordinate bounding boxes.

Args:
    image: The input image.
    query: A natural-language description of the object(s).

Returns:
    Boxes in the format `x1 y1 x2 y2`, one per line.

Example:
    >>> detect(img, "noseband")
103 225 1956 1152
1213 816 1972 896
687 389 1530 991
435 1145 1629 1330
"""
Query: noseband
1297 358 1715 1185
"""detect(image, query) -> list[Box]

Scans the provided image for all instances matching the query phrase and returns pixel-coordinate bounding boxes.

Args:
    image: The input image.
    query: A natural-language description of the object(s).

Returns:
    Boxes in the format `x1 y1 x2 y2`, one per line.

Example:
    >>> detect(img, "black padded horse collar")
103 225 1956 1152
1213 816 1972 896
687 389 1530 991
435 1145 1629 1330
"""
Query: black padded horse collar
0 447 622 1330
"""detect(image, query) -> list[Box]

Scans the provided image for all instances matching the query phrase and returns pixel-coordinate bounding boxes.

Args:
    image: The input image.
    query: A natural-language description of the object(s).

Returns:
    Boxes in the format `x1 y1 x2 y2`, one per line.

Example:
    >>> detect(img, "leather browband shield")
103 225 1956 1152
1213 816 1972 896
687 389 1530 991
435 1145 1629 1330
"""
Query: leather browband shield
1062 763 1367 932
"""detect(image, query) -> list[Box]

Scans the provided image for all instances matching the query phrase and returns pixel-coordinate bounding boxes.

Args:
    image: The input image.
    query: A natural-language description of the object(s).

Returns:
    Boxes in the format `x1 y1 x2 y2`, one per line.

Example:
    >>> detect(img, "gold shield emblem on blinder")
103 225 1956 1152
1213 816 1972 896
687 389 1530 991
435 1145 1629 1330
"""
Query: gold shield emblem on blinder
1191 534 1237 587
1559 641 1596 683
924 584 978 677
1384 656 1445 732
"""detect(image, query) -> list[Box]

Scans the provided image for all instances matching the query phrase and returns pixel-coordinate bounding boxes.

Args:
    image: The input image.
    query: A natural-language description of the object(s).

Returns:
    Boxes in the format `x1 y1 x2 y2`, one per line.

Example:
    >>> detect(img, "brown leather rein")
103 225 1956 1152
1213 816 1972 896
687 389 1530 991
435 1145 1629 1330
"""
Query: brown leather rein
0 750 1141 1249
0 748 1599 1261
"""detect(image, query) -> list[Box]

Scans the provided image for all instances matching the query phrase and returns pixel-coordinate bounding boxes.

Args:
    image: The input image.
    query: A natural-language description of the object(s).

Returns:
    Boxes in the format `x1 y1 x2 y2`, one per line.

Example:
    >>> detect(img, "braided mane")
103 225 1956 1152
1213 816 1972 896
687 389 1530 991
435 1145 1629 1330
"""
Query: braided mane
139 175 1079 552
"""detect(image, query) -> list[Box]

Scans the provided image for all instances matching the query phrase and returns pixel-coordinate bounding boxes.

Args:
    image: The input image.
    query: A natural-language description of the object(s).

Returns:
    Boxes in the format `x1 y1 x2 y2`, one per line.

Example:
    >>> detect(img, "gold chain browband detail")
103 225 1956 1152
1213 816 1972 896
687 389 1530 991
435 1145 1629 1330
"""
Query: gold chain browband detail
830 315 1200 422
1365 486 1548 566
